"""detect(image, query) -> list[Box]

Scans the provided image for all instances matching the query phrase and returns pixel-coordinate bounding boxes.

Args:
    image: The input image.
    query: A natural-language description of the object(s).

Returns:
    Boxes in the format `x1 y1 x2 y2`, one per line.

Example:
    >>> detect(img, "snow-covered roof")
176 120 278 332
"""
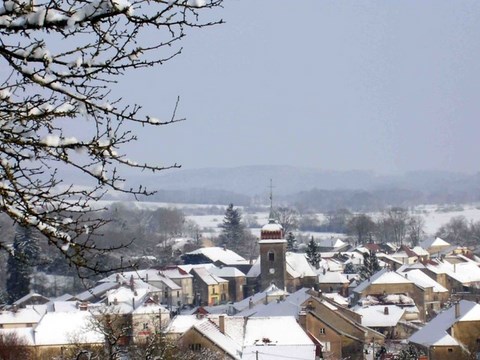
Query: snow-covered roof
192 267 228 286
233 284 288 313
170 314 314 359
376 253 403 265
420 237 450 250
396 263 427 273
106 285 154 309
261 222 283 232
34 311 104 346
75 281 120 302
354 268 413 293
286 252 317 278
51 301 78 312
409 300 480 347
353 305 405 328
209 266 245 278
243 316 313 346
246 256 260 278
132 301 169 315
158 267 193 279
178 263 216 273
318 271 349 284
13 292 49 306
323 293 350 307
185 247 249 265
427 261 480 284
398 269 448 293
0 306 46 325
165 315 206 334
317 238 347 249
237 288 311 318
412 246 430 257
191 319 242 359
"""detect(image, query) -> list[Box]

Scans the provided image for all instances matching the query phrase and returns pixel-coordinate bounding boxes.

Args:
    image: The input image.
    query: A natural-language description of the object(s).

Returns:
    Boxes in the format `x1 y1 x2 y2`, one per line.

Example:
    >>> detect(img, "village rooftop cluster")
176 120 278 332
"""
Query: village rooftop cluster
1 218 480 359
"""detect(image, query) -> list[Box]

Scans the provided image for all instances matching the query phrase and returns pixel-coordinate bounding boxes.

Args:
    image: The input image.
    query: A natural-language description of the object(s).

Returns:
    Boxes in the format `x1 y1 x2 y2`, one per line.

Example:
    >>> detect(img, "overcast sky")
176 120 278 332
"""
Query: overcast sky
120 0 480 175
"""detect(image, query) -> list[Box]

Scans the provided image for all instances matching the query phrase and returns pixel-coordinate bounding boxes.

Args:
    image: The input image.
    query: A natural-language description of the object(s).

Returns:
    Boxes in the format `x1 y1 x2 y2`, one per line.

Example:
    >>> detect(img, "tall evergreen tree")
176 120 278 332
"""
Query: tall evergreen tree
286 232 298 252
306 237 321 269
359 250 381 281
6 226 39 303
218 204 247 255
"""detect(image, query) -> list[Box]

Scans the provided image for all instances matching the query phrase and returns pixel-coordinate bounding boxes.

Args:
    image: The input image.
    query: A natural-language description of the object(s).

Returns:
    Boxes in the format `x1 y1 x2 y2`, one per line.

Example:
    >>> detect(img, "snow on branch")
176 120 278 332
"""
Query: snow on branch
0 0 223 277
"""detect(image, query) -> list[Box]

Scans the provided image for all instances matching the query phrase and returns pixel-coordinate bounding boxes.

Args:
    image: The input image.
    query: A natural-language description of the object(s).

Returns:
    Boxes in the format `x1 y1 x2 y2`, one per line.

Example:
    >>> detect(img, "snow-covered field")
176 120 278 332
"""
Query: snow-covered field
93 200 480 237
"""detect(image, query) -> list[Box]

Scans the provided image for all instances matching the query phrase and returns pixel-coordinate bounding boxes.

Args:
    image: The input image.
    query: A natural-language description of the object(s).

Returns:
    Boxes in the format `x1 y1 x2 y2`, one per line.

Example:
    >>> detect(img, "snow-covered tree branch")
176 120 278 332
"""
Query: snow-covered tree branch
0 0 223 276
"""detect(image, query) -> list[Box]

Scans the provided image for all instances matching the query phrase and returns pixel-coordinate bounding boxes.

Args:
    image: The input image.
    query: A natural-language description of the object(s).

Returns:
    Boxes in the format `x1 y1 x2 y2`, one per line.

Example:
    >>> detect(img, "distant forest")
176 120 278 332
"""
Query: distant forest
138 186 480 212
128 167 480 211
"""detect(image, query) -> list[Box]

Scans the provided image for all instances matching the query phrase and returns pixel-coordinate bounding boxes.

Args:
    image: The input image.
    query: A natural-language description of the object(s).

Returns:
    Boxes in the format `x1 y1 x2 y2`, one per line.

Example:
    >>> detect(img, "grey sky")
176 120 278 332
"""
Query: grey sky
121 0 480 175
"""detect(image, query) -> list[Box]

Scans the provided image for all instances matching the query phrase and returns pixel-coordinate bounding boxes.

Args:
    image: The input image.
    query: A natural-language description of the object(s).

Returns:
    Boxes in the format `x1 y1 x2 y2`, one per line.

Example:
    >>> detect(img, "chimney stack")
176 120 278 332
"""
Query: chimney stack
249 298 254 309
298 310 307 329
219 315 225 334
455 301 460 318
384 306 389 315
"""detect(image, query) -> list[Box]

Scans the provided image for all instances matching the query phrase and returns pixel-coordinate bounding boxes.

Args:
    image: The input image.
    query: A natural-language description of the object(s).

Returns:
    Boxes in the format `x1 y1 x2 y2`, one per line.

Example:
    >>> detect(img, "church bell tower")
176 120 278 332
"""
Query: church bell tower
259 180 287 290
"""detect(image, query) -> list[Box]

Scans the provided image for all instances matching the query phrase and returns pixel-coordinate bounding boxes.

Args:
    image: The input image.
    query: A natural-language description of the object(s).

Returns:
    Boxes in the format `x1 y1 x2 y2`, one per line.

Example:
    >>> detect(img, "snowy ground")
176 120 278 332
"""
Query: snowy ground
92 200 480 238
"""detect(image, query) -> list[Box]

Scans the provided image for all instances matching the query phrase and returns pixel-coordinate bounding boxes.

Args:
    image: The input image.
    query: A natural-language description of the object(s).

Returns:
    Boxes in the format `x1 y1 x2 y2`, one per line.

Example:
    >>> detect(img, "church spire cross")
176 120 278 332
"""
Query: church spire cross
269 178 275 220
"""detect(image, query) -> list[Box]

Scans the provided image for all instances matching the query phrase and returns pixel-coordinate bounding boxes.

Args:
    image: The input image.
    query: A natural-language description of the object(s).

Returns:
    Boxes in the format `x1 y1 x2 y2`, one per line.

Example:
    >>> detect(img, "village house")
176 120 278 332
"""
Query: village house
352 268 428 321
409 300 480 360
158 266 194 305
301 293 385 360
171 314 316 359
189 266 230 306
182 246 252 274
317 270 350 296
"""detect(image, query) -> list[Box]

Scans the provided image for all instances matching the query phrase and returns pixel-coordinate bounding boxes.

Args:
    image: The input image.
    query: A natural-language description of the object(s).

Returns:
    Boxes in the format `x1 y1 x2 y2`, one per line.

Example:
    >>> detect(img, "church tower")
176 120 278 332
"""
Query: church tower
259 181 287 290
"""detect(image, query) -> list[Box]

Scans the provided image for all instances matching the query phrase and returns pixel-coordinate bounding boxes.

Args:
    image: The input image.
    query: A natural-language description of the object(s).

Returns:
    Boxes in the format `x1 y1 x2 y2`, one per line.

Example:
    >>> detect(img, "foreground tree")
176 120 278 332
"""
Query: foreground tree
0 0 223 276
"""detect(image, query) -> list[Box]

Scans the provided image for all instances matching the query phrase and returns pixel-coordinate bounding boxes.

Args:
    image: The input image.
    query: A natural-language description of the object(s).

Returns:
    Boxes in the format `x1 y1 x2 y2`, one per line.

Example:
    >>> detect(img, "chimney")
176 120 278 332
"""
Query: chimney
113 297 118 305
298 310 307 329
384 306 389 315
323 268 326 275
219 315 225 334
223 244 227 251
130 275 134 290
454 263 456 273
132 297 135 309
249 298 254 309
116 273 120 283
455 301 460 318
146 273 149 283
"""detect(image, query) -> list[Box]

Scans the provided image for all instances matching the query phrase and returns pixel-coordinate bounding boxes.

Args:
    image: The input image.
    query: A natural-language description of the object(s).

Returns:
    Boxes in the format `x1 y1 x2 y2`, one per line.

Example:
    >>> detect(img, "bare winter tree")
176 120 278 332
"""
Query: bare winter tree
0 0 223 276
273 206 299 235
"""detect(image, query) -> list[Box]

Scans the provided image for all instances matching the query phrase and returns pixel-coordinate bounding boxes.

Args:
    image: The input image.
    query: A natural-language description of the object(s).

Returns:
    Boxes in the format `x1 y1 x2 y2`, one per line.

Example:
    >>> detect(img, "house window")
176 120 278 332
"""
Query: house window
143 323 149 330
448 348 453 353
268 251 275 262
319 328 326 335
189 343 202 351
177 291 180 298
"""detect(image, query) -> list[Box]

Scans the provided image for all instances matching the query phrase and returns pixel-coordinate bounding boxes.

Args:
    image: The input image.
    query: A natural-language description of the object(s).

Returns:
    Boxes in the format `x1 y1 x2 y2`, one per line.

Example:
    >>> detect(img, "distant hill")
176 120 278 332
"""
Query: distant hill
93 166 480 210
